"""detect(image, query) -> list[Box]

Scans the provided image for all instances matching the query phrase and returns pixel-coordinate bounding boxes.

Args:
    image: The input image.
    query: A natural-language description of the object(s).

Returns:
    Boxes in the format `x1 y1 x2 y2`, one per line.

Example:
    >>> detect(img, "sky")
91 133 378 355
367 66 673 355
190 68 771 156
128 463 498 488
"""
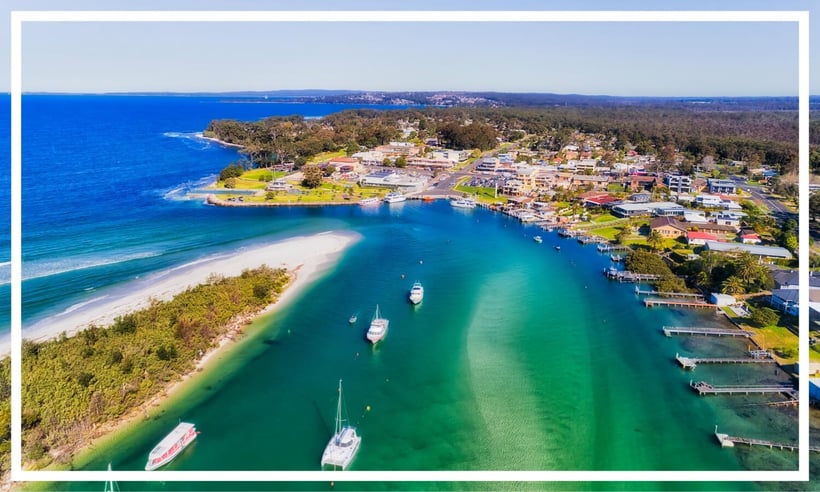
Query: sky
0 0 817 97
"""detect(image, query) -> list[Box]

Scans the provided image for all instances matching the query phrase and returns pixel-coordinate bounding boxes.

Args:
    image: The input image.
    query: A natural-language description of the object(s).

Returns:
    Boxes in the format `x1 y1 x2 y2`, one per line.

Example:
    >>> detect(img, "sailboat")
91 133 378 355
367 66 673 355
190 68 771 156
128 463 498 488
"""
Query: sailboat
320 379 361 470
104 463 119 492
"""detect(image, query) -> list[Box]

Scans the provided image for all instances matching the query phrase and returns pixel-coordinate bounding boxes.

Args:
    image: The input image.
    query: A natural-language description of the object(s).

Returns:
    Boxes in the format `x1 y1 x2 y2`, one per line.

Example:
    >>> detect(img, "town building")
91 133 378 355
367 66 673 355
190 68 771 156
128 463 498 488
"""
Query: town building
650 217 687 239
707 178 737 195
666 175 693 194
610 201 684 218
703 241 793 261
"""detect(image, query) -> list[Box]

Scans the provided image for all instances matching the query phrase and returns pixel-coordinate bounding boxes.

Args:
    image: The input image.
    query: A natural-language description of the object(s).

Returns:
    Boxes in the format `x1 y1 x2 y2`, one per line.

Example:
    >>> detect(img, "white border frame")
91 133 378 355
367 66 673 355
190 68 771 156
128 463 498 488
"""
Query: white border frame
9 10 810 483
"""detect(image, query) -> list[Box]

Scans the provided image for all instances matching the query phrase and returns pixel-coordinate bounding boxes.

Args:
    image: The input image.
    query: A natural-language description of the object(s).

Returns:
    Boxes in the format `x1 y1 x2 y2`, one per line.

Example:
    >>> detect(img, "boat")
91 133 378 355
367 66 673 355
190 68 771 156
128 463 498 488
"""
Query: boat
359 197 380 206
145 422 198 471
422 196 435 202
554 245 561 251
610 254 623 262
533 235 543 243
383 192 406 203
408 281 424 305
451 197 476 209
366 305 389 343
321 379 361 470
348 313 358 324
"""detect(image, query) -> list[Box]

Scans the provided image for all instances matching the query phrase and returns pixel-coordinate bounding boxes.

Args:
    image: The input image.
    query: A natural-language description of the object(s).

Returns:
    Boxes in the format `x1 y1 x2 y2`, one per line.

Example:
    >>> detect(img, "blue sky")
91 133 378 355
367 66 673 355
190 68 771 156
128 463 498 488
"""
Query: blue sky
1 0 817 97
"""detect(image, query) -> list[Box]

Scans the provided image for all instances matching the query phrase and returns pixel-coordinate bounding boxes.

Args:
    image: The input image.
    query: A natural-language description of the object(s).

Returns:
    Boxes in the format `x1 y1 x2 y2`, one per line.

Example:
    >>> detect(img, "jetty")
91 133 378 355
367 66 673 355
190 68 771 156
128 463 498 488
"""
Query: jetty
597 243 631 253
662 326 752 337
634 286 705 299
690 380 797 399
714 426 820 452
675 351 775 370
603 269 662 283
644 298 717 309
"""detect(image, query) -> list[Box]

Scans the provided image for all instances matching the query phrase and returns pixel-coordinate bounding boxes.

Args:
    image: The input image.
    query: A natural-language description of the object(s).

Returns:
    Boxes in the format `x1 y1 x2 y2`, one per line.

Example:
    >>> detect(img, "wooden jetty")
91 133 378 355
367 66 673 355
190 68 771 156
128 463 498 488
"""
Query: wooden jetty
714 426 820 452
675 351 775 370
603 269 662 283
644 298 717 309
634 286 705 299
578 235 605 245
597 243 631 253
663 326 752 337
690 380 797 399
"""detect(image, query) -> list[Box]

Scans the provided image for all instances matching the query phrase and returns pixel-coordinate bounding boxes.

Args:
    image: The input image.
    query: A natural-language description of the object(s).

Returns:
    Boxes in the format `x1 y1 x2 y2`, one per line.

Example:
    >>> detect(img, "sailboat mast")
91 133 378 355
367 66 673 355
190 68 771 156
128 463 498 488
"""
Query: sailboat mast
336 379 343 434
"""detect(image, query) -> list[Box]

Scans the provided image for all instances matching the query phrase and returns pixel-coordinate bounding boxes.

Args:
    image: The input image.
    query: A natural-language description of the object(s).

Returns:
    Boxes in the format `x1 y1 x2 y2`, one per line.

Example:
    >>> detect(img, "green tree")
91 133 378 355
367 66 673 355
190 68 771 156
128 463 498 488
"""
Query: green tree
615 228 630 245
301 164 323 188
224 178 237 189
394 156 407 168
750 306 780 327
721 276 746 295
218 163 244 181
646 230 664 251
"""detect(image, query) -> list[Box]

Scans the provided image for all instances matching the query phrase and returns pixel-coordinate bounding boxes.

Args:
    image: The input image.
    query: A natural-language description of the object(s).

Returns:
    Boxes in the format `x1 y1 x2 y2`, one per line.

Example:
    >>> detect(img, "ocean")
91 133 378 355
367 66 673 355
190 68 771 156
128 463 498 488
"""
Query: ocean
4 96 808 490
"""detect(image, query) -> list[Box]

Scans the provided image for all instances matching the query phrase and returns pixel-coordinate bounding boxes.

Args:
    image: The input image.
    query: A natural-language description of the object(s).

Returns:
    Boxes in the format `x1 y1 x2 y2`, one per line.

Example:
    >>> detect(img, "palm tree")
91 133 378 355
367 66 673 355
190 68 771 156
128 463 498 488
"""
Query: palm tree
647 230 664 252
721 276 746 295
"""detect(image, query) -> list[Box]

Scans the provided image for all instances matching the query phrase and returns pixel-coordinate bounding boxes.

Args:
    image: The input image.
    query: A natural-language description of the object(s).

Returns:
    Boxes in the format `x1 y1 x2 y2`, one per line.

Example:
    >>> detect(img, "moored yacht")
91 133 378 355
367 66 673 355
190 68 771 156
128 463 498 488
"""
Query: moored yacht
451 197 476 209
359 196 380 206
320 380 361 470
408 281 424 305
366 305 389 343
145 422 198 471
383 192 406 203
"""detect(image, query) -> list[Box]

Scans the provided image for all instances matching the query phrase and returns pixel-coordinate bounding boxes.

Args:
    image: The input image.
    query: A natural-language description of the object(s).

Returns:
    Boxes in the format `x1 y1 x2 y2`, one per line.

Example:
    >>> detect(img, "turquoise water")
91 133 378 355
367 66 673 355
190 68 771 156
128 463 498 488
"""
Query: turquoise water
9 96 805 489
66 202 798 488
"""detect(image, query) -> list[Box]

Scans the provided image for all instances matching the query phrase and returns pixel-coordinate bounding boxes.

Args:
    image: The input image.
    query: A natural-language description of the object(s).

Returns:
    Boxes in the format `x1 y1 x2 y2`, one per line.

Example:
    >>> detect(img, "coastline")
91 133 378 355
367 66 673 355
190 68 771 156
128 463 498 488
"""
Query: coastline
196 132 243 148
12 231 361 356
43 231 362 470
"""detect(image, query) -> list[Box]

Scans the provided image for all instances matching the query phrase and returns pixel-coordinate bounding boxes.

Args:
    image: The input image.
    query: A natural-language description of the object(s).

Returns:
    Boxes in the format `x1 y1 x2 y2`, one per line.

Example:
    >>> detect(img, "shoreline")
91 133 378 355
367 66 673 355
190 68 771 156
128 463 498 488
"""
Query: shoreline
12 231 361 356
41 231 362 470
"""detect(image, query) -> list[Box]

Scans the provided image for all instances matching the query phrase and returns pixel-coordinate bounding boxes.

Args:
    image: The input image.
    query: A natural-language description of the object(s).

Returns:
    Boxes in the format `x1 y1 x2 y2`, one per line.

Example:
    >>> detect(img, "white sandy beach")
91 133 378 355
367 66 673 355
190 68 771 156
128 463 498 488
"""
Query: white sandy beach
6 231 360 356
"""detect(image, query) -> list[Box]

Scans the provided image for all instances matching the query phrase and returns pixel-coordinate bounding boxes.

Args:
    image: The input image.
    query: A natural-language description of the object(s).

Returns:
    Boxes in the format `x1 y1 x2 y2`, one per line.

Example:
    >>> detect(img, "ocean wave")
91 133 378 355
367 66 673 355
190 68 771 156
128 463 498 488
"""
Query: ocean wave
1 250 165 285
59 295 110 316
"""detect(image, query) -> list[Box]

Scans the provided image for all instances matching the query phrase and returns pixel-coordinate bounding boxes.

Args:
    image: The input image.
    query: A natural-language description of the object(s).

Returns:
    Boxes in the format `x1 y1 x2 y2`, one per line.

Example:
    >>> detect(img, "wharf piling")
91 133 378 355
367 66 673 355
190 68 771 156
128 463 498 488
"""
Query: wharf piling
662 326 752 337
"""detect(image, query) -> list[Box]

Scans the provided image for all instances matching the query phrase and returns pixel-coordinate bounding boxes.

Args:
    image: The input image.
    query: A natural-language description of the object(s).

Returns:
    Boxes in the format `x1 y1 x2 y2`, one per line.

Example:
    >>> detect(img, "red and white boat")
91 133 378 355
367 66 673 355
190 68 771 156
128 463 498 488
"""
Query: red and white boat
145 422 198 471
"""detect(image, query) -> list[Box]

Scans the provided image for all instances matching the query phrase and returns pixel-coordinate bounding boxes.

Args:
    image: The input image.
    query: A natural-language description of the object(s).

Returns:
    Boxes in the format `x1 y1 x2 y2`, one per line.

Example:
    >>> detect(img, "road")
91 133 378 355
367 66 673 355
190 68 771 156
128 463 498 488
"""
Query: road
730 175 796 224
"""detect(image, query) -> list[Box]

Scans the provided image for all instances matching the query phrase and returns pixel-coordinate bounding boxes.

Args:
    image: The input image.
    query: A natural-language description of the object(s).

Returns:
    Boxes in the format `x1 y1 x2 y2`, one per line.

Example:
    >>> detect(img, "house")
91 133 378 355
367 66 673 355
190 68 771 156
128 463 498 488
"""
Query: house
475 157 500 173
571 174 609 191
770 288 799 316
611 201 684 218
696 222 740 236
713 214 741 228
695 194 723 207
710 293 736 307
707 178 737 195
666 175 693 194
740 230 762 244
501 179 525 196
624 175 661 192
687 231 721 246
650 217 687 239
582 193 620 208
328 157 360 175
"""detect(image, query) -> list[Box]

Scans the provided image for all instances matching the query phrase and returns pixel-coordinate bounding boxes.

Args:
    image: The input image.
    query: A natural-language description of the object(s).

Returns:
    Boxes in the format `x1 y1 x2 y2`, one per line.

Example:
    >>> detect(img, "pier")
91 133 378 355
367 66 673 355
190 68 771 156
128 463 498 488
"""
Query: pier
597 243 631 253
603 269 662 283
690 380 797 399
644 298 717 309
675 351 775 370
634 286 705 299
714 426 820 452
662 326 752 337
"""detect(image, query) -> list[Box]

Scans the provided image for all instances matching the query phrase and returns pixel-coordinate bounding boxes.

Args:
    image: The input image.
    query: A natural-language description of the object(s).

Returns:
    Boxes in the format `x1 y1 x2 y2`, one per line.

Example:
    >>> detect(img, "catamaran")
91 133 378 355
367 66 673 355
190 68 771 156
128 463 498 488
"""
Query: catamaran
408 281 424 305
366 305 389 343
145 422 198 471
321 379 361 470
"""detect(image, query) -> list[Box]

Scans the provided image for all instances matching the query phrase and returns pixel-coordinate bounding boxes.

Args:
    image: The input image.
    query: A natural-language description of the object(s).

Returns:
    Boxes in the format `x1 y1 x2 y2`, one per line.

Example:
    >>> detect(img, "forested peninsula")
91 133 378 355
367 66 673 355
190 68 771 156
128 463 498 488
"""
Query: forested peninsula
11 265 290 472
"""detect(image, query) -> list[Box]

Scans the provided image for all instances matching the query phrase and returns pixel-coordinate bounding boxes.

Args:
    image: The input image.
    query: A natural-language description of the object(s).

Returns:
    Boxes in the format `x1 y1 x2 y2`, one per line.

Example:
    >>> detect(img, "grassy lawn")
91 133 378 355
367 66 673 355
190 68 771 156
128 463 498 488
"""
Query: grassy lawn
591 213 618 223
747 324 798 363
592 226 622 241
453 184 507 204
307 150 347 165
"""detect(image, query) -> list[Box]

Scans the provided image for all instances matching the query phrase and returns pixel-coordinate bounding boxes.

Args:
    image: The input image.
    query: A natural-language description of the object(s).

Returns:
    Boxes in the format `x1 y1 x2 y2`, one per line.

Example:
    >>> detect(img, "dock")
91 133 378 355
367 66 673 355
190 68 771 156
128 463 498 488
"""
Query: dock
714 426 820 452
690 380 797 399
644 298 717 309
662 326 752 337
603 269 662 283
675 351 775 370
634 286 705 299
597 244 631 253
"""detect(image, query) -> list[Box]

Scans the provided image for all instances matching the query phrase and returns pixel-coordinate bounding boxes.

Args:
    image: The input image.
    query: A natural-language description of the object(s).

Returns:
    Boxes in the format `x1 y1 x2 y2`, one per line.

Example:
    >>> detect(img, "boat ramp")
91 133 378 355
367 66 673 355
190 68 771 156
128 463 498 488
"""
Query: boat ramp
662 326 752 337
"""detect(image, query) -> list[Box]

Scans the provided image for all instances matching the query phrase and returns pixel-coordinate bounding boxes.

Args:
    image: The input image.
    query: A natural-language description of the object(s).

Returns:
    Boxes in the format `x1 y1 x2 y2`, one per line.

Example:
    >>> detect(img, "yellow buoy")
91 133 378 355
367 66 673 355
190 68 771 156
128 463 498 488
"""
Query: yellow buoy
366 405 371 412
